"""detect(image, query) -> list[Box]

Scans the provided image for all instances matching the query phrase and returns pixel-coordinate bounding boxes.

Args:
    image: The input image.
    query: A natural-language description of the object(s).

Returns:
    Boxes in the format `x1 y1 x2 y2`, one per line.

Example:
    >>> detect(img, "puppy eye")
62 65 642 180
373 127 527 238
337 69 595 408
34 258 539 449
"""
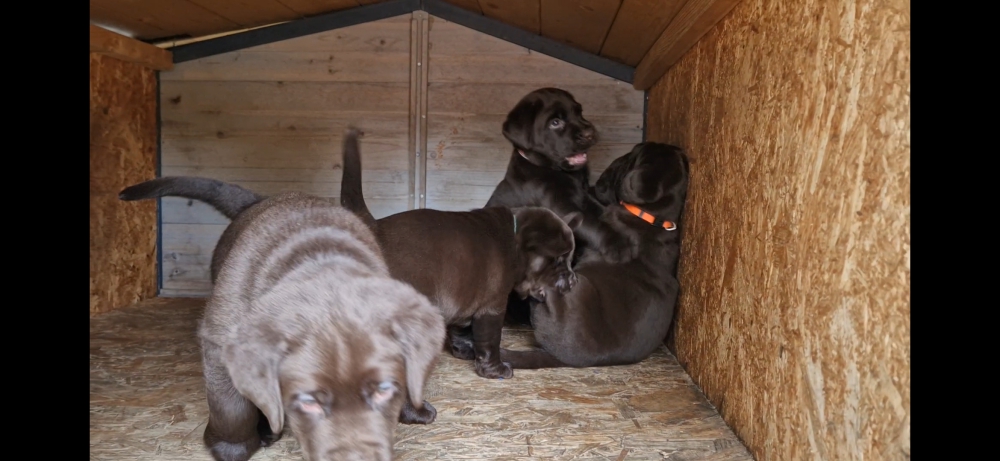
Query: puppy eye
549 118 564 129
294 392 326 416
368 381 397 408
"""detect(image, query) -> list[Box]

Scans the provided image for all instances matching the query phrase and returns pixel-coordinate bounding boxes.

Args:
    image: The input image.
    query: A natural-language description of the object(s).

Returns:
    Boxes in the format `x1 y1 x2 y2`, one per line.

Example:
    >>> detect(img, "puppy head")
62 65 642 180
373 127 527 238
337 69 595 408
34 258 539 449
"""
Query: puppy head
502 88 598 171
511 207 582 301
223 283 444 461
594 142 690 219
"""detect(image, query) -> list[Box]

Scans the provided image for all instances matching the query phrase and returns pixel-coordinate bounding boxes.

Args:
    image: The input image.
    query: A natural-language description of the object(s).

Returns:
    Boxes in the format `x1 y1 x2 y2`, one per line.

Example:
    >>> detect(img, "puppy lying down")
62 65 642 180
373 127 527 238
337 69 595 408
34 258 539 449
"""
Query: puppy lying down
501 142 690 369
119 186 445 461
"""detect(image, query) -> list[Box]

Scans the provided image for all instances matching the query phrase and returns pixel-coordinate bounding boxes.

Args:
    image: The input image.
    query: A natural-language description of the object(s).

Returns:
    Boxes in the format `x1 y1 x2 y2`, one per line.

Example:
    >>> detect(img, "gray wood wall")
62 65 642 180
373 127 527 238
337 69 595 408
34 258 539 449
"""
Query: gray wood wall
158 13 644 296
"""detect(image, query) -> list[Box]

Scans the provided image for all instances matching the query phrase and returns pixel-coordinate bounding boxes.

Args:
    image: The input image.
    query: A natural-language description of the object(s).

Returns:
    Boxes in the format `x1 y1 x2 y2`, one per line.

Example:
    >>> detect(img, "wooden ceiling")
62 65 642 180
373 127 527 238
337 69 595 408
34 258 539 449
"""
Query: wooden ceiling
91 0 743 89
93 0 696 67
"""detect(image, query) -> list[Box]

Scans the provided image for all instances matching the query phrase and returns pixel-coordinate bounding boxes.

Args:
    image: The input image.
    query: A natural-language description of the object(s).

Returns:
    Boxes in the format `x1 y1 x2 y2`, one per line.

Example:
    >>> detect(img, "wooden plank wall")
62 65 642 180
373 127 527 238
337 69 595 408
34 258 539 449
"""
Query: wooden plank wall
645 0 910 459
158 15 413 296
90 53 159 315
424 16 644 211
157 13 644 295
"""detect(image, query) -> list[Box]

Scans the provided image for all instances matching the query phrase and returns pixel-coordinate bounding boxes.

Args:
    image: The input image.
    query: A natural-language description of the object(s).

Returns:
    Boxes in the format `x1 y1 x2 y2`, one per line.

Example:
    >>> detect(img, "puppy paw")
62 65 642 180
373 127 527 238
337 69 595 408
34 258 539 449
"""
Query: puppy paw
447 330 476 360
449 341 476 360
206 439 258 461
475 359 514 380
204 423 260 461
399 400 437 425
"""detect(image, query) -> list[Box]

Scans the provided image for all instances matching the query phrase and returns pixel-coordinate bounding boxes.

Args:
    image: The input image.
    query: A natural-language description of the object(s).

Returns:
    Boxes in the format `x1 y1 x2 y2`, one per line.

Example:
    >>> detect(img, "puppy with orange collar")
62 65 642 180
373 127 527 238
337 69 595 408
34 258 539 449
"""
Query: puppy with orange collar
500 142 690 368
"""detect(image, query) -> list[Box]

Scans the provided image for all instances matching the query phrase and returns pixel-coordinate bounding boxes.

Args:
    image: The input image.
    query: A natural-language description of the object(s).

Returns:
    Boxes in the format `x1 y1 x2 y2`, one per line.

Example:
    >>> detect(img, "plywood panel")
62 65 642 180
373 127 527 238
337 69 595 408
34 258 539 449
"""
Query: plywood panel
599 0 685 66
256 0 358 18
538 0 623 54
645 0 910 459
241 14 412 52
90 53 158 316
161 52 410 82
184 0 302 27
478 0 540 34
425 18 643 211
90 0 241 40
158 17 412 296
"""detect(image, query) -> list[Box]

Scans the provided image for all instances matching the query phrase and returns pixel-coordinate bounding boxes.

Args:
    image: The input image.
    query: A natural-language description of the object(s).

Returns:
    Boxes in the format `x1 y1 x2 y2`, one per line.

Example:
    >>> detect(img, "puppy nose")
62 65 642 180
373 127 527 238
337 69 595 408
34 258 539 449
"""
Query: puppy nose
578 129 595 141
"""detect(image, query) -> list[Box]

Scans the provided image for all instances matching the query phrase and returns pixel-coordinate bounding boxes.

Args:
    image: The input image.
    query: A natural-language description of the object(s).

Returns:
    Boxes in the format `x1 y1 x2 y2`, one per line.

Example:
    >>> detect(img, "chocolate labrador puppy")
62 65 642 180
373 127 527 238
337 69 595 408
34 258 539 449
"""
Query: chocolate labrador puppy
499 142 689 368
119 186 445 461
339 129 581 380
484 88 637 265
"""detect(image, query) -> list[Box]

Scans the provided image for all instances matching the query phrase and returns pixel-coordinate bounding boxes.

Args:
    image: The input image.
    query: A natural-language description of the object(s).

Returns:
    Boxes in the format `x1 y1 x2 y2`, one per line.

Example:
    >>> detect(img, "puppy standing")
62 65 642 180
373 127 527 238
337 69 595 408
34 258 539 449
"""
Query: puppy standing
339 129 581 380
119 186 445 461
485 88 637 265
500 143 690 369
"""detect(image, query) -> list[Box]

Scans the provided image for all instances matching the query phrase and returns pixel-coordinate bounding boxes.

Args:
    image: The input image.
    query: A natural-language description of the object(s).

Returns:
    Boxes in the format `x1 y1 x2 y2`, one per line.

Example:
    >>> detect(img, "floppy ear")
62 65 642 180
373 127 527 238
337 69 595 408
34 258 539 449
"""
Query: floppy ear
391 300 445 408
222 325 288 435
501 100 541 151
562 212 584 230
620 168 663 204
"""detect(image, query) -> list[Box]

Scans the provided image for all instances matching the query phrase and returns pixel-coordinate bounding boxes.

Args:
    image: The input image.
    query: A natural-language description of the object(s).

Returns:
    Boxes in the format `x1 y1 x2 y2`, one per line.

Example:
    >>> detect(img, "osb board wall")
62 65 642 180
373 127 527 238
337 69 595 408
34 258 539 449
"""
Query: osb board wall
90 53 158 315
158 15 413 296
645 0 910 460
424 17 644 211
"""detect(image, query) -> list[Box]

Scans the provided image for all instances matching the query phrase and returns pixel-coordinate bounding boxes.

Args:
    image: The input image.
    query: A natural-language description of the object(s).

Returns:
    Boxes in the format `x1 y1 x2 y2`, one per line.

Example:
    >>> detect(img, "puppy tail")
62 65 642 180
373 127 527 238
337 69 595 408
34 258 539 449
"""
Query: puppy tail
339 127 377 230
118 177 264 220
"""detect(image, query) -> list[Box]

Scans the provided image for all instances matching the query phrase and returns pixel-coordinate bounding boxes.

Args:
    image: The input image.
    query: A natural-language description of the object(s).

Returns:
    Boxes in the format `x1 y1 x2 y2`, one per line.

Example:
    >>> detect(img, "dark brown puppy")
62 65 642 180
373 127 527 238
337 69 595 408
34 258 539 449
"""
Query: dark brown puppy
484 87 637 265
119 187 445 461
340 129 581 379
499 142 689 369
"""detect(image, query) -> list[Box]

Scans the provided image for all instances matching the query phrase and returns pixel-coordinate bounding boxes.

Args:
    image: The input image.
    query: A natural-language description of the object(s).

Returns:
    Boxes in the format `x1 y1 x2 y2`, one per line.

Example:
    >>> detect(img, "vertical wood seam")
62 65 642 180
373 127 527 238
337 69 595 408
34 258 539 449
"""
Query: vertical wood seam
407 12 420 210
417 11 430 209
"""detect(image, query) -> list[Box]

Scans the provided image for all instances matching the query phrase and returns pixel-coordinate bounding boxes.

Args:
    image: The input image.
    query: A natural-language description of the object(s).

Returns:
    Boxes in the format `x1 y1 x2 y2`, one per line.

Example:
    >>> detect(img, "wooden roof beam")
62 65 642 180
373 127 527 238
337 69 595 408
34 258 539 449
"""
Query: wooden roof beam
631 0 742 90
90 24 174 71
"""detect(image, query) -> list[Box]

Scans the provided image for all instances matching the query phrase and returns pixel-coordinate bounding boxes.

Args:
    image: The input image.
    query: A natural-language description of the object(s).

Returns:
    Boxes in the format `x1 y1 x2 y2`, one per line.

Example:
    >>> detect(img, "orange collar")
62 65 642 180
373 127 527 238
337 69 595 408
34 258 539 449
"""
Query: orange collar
620 201 676 231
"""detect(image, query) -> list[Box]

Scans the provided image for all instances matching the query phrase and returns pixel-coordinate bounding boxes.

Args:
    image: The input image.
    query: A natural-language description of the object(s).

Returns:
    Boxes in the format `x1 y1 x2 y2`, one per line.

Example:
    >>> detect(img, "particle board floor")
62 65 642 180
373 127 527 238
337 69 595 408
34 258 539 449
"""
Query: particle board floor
90 297 753 460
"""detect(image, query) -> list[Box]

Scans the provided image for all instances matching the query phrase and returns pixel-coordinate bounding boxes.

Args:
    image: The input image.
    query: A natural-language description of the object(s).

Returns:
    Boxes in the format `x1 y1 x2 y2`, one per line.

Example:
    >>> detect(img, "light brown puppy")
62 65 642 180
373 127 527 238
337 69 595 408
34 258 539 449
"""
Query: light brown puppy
119 188 445 461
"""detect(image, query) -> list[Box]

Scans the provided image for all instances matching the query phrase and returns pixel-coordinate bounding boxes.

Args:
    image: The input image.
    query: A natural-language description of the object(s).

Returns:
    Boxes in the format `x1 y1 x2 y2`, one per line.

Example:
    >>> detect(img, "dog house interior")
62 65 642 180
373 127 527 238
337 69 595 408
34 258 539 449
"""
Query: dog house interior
90 0 910 460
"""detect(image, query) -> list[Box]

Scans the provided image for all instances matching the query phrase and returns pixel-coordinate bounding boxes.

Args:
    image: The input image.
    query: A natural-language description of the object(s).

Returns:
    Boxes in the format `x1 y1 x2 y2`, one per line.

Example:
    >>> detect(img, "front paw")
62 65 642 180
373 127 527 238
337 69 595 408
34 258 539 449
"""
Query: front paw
399 400 437 425
475 358 514 379
448 337 476 361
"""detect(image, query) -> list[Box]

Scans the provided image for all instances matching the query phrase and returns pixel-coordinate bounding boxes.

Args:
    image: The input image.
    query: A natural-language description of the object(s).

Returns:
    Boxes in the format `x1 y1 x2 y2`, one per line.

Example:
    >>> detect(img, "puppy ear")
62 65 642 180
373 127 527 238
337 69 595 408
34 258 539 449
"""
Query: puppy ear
502 100 541 151
223 325 288 435
562 212 584 230
391 299 445 409
620 168 662 204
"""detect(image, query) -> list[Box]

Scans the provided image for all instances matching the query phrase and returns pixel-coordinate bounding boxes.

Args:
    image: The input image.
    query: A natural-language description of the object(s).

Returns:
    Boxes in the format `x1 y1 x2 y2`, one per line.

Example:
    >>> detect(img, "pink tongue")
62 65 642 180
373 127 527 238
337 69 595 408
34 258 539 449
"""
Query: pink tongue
567 153 588 165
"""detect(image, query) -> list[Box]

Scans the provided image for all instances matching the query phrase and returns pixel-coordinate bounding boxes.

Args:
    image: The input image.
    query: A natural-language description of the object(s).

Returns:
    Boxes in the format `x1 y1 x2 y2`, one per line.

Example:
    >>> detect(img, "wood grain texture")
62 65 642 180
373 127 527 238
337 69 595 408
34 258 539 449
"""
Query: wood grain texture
267 0 359 17
539 0 624 54
158 17 411 295
599 0 685 66
632 0 742 89
90 53 159 316
90 0 242 40
90 297 754 460
646 0 910 459
183 0 302 27
478 0 540 34
91 25 175 71
441 0 483 14
424 18 644 211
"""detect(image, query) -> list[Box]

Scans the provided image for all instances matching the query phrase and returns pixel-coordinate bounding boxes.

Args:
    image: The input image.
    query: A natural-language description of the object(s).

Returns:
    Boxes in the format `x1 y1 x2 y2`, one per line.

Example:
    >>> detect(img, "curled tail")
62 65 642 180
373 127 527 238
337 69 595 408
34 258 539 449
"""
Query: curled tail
119 176 264 220
339 127 376 230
